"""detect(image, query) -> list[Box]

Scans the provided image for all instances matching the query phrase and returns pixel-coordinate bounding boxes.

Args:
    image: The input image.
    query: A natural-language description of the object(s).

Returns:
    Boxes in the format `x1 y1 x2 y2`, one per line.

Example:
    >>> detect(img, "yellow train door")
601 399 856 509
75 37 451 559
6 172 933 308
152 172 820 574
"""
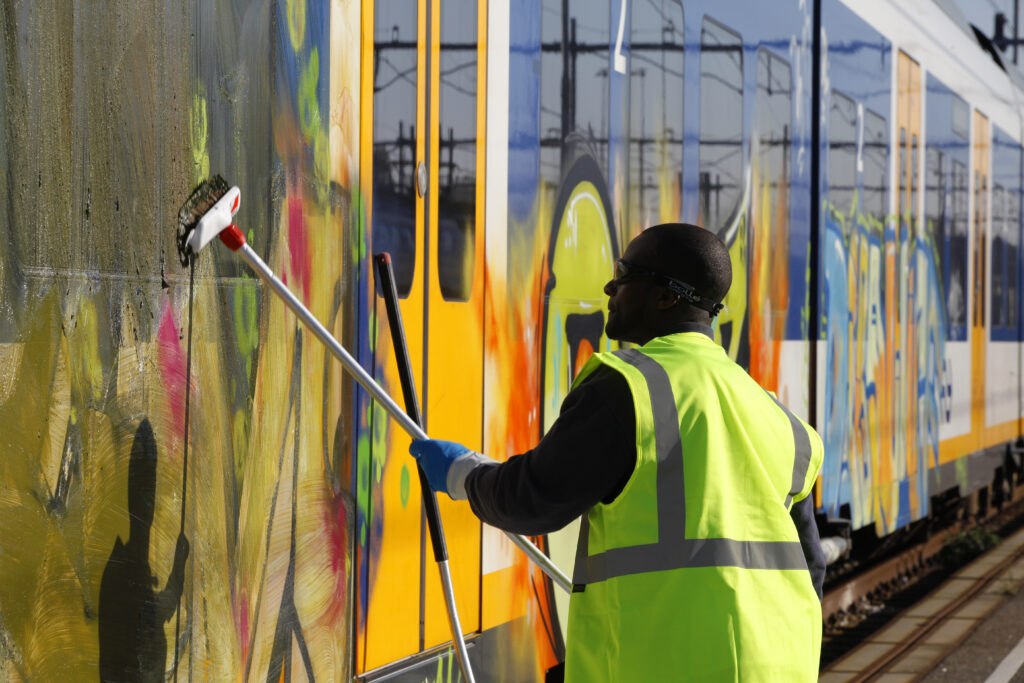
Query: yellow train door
973 111 989 453
423 0 485 650
361 0 429 672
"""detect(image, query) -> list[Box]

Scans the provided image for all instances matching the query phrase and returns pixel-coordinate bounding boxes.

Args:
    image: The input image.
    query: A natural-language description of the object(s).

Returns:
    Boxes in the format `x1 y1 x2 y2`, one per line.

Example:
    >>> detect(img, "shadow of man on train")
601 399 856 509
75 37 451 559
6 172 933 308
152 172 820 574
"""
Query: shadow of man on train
98 418 189 682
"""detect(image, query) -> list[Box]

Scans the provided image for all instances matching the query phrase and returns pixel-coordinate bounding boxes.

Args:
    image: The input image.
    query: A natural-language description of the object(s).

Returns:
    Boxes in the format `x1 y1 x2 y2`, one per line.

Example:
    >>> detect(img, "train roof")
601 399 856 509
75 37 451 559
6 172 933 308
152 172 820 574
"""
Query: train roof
842 0 1024 142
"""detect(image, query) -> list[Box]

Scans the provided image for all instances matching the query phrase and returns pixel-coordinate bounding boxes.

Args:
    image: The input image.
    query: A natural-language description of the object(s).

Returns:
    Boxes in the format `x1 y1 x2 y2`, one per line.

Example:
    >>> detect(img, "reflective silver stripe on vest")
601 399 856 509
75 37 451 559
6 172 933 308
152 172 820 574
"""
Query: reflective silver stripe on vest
765 392 813 509
572 348 807 588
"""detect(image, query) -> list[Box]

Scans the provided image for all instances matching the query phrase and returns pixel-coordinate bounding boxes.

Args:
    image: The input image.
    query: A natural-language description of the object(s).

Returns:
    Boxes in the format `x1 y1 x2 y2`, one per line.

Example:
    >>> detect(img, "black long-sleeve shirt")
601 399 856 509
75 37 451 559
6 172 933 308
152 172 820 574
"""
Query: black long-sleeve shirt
466 341 826 599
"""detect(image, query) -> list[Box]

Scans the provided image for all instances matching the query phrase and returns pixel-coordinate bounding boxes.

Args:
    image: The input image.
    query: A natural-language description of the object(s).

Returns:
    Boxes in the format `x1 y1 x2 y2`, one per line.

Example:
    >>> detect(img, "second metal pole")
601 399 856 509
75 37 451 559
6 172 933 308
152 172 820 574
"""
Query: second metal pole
374 253 474 683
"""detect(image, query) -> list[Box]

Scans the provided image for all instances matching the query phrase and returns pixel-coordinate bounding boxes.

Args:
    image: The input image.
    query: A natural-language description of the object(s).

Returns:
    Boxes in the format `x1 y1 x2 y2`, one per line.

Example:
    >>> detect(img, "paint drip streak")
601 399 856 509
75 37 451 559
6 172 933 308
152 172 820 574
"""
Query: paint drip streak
173 257 196 680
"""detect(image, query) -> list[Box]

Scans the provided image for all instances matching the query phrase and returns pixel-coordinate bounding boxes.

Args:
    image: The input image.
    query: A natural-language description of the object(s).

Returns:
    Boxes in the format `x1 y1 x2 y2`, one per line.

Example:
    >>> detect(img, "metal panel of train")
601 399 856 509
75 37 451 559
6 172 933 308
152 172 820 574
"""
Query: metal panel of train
0 0 1021 680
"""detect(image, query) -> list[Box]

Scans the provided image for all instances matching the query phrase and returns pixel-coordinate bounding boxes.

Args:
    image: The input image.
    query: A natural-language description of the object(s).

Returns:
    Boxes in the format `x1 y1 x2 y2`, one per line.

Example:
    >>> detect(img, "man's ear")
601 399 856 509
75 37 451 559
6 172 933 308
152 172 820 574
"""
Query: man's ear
655 288 681 311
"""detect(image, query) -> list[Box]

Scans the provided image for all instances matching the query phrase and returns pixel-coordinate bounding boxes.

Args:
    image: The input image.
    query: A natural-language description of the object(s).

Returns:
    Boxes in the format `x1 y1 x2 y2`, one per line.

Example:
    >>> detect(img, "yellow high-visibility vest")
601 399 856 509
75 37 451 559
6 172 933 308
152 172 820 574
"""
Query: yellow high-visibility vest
565 331 824 682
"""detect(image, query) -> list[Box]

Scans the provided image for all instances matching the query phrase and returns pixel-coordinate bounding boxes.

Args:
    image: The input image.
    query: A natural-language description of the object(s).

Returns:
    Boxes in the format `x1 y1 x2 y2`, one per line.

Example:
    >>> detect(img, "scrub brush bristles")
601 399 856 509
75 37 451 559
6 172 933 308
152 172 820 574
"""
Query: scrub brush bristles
176 175 230 267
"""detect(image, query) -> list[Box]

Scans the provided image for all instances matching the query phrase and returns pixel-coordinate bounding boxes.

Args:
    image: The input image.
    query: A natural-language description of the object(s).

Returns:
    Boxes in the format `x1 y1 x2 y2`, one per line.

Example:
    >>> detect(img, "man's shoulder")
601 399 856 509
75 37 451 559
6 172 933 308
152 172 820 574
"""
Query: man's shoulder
565 361 633 410
573 362 628 391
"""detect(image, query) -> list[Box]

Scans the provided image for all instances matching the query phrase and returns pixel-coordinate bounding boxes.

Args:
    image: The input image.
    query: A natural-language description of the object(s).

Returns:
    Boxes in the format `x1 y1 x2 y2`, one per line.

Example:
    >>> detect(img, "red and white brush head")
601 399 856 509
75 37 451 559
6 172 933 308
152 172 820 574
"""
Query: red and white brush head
186 186 241 254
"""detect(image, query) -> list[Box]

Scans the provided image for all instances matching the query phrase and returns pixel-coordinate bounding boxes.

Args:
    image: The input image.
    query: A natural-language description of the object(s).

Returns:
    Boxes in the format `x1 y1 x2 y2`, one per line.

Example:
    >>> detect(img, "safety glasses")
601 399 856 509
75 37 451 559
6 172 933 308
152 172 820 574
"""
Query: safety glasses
612 258 724 316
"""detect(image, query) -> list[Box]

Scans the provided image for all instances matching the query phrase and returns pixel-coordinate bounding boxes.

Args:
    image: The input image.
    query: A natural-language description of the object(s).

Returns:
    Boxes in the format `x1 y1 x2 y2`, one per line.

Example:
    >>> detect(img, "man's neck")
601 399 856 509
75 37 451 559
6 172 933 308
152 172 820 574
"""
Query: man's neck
639 321 715 345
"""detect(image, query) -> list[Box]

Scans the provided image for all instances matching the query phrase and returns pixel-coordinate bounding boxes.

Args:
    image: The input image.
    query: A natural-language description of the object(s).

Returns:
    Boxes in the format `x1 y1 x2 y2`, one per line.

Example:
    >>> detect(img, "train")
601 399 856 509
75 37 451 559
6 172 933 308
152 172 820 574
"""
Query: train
2 0 1023 680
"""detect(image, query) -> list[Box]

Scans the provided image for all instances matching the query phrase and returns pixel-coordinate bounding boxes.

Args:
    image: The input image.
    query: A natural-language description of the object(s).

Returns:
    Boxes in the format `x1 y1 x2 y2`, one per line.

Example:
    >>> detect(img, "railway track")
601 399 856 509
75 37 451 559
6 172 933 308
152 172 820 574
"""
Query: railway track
820 497 1024 681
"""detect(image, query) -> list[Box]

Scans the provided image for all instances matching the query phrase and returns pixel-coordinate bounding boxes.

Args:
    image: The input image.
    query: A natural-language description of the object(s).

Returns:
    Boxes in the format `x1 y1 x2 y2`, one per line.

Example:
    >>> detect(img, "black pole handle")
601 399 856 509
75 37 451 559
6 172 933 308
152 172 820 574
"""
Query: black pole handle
374 252 448 563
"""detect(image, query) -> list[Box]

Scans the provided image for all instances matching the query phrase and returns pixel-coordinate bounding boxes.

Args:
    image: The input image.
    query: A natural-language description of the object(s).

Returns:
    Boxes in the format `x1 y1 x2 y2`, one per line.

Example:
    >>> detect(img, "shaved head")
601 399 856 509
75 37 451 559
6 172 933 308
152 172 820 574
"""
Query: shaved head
634 223 732 306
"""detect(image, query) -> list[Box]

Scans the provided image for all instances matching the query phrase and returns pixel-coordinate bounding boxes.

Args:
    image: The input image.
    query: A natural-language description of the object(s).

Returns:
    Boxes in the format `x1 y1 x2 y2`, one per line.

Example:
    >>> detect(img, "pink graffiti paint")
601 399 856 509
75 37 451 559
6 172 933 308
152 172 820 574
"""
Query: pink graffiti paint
323 492 349 624
288 196 311 301
157 300 188 440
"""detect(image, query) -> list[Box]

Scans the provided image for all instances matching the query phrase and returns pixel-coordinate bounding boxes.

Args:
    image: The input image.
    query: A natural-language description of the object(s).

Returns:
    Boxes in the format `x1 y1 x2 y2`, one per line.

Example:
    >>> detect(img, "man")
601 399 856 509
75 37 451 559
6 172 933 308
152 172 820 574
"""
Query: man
411 223 825 681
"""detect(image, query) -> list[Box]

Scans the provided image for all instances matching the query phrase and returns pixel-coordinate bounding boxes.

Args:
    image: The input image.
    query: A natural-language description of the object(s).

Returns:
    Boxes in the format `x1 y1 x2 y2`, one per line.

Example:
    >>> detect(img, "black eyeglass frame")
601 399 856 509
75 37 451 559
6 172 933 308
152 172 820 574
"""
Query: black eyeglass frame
613 258 725 316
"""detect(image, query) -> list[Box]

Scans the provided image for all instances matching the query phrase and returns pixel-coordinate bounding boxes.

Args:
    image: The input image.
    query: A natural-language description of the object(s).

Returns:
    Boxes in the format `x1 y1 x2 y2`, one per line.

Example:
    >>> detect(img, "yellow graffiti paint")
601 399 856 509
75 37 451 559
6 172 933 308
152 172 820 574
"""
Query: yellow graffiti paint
287 0 307 52
190 93 210 182
716 215 749 361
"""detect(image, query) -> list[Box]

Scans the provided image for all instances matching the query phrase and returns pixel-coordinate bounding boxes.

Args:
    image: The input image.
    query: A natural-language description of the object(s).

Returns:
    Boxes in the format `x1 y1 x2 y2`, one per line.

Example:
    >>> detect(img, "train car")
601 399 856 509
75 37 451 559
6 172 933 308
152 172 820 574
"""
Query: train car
0 0 1021 681
818 0 1024 541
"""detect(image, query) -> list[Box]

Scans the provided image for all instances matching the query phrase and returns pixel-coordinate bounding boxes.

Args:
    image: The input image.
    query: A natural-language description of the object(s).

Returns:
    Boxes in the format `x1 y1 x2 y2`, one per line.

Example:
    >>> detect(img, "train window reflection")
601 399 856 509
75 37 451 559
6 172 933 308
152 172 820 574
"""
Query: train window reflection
827 91 857 227
863 110 888 225
992 184 1006 327
698 18 743 238
437 0 478 301
540 0 611 191
754 49 791 222
949 159 968 337
629 0 684 230
372 0 418 297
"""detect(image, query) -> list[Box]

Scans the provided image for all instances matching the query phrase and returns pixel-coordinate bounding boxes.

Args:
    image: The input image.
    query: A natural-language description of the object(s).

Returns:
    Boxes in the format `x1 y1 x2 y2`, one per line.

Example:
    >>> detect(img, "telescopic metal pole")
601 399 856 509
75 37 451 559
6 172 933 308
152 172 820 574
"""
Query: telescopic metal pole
232 241 573 594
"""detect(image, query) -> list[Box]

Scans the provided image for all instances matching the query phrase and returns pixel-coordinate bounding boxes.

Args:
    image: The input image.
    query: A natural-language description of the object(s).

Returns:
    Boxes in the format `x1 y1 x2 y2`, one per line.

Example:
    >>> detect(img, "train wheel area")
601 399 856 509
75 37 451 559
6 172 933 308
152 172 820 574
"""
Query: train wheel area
822 491 1024 681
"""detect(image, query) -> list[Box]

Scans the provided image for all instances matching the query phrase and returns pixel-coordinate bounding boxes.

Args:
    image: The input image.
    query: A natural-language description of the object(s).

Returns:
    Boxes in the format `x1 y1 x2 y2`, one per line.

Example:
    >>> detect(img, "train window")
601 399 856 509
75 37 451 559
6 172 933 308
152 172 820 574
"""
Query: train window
436 0 478 301
754 48 792 222
992 184 1006 327
539 0 611 191
827 91 857 226
1009 190 1019 329
926 146 949 331
862 110 888 225
949 159 969 337
372 0 419 297
629 0 684 229
698 17 743 237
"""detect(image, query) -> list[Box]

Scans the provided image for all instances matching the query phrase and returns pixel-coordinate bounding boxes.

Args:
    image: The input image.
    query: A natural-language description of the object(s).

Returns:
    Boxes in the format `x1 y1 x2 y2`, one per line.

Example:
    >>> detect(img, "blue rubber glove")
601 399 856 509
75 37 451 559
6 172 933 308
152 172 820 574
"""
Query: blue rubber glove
409 439 470 495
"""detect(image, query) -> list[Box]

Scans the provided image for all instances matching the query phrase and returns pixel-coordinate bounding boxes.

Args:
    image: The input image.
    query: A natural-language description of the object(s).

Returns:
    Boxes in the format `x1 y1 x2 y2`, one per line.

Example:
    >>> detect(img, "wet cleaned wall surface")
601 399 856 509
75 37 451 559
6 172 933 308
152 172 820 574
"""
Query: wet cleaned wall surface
1 1 360 679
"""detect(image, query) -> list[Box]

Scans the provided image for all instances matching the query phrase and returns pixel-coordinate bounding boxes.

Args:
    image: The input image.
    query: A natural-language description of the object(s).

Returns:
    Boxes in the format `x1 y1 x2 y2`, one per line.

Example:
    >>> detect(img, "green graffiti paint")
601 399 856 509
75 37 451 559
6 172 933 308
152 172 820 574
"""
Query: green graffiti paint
313 127 330 202
372 400 387 485
430 647 458 683
299 48 321 142
400 464 410 508
232 408 248 489
354 188 368 263
297 46 330 202
357 432 371 547
233 280 259 380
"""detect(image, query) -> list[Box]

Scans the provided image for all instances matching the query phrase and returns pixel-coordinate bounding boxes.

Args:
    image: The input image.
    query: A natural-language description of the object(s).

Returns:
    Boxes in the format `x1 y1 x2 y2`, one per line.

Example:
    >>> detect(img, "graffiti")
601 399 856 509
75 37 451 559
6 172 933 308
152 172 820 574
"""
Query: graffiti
820 194 946 533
